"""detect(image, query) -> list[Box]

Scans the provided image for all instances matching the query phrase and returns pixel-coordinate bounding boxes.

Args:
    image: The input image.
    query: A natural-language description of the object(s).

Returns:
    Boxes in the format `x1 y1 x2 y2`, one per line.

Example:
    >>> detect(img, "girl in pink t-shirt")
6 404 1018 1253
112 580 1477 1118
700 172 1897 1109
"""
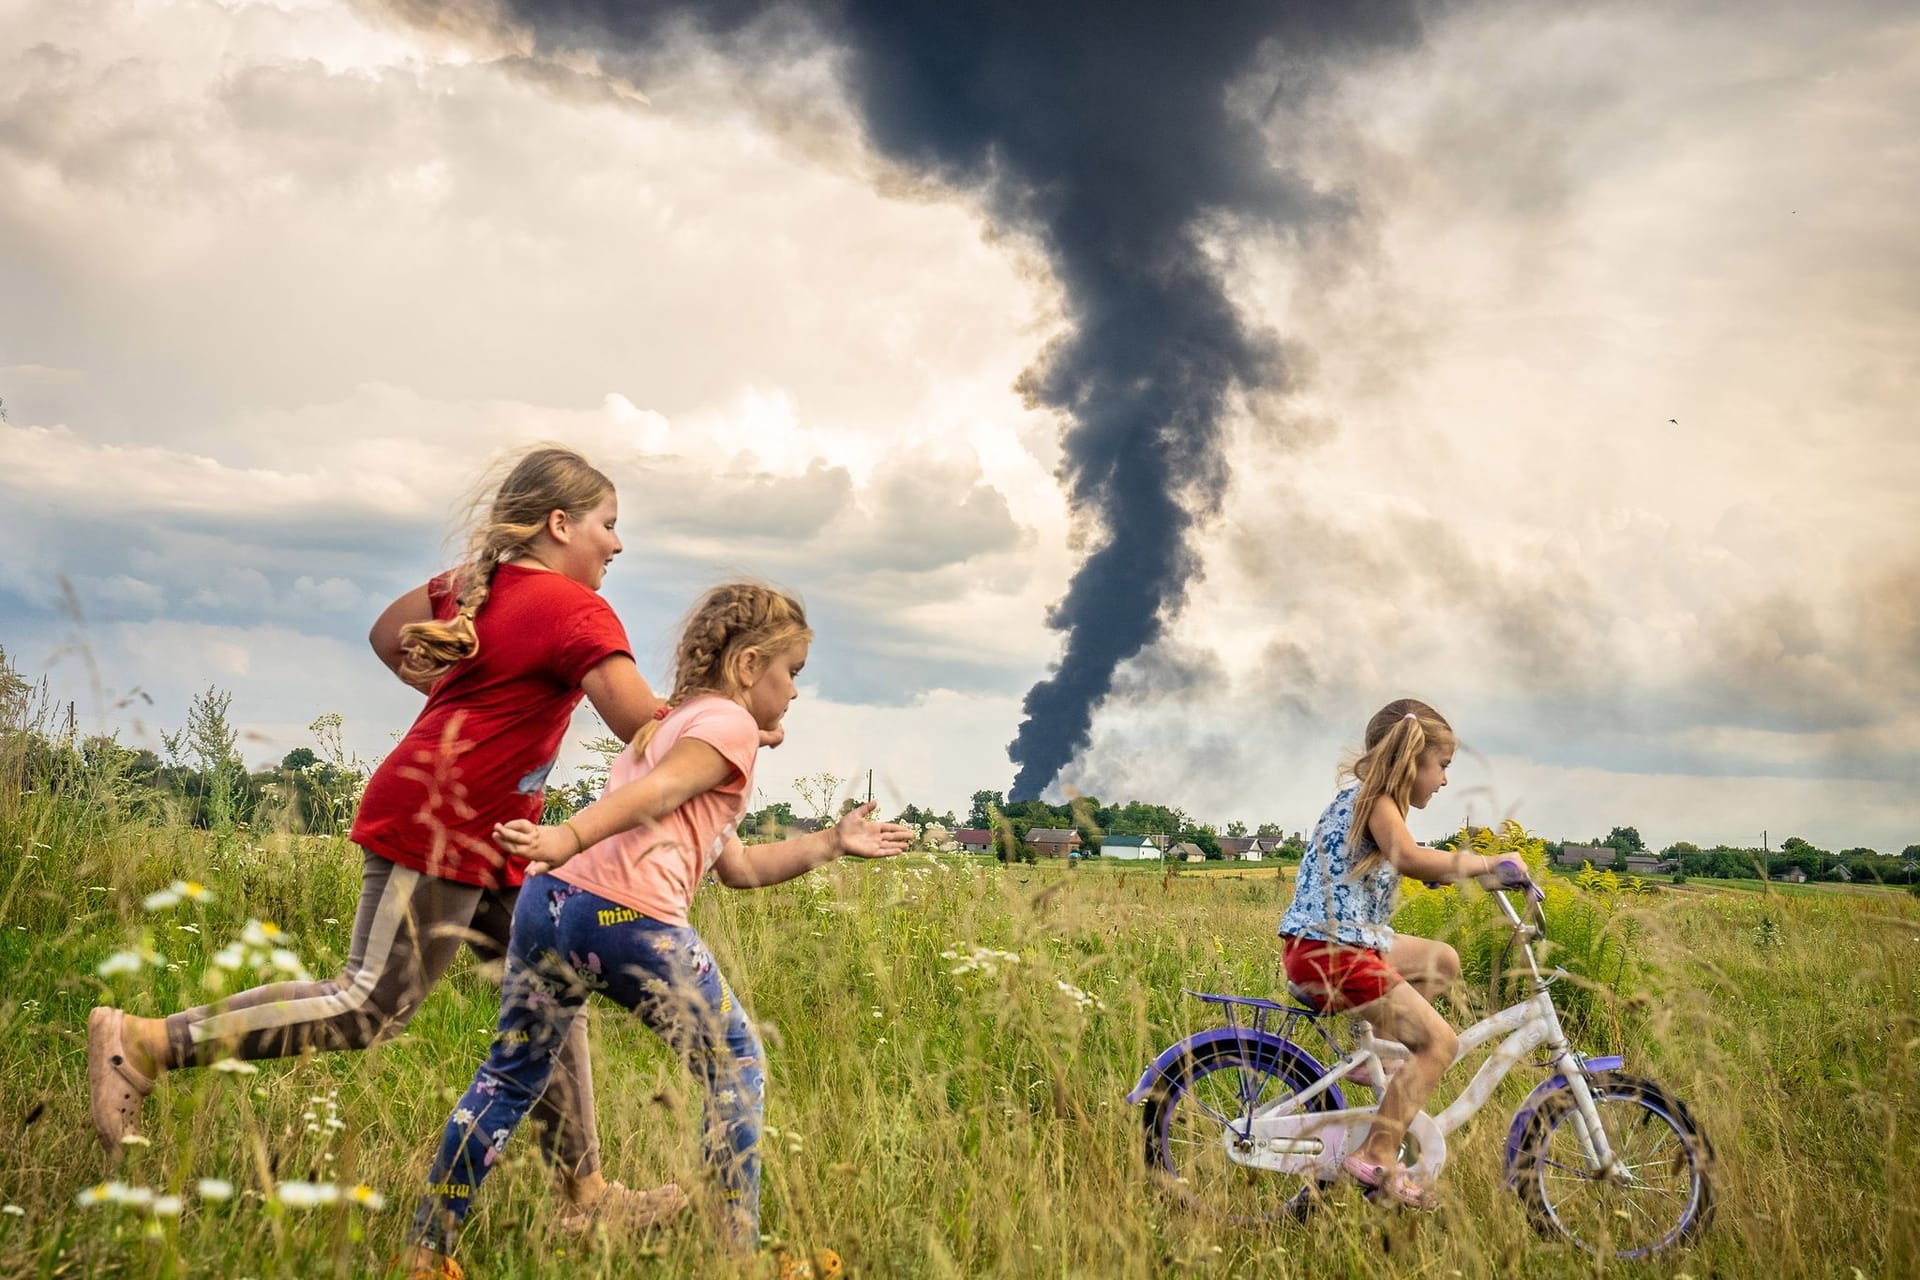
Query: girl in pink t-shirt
403 582 910 1271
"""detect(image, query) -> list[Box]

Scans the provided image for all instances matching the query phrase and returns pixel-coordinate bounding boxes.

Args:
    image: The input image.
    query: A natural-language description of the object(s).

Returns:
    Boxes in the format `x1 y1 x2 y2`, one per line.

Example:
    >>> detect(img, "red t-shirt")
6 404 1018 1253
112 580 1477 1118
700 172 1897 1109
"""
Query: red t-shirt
350 563 631 888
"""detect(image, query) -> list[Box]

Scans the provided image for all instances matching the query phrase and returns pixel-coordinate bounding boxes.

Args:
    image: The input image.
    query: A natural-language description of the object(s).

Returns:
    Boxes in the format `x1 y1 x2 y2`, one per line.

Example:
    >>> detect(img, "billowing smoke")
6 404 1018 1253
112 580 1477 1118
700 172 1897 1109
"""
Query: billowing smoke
381 0 1423 799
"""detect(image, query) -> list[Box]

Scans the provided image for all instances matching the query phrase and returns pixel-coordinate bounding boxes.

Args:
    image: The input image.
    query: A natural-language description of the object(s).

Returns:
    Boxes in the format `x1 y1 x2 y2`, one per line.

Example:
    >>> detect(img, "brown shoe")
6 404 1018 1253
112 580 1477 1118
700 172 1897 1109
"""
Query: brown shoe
87 1008 154 1157
556 1180 687 1235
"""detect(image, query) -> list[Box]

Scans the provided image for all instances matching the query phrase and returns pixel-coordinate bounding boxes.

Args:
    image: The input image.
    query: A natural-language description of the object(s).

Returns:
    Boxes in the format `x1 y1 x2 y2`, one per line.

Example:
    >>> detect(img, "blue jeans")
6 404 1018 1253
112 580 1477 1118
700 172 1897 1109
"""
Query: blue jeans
411 875 765 1251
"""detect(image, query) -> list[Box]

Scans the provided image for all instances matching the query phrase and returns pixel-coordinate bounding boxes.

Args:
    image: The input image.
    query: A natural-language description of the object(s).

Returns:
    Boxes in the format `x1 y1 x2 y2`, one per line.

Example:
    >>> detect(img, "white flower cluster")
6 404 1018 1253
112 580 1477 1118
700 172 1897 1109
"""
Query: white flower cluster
206 920 312 989
941 944 1021 976
1053 979 1107 1013
97 945 166 978
143 880 214 912
303 1090 347 1138
273 1181 387 1211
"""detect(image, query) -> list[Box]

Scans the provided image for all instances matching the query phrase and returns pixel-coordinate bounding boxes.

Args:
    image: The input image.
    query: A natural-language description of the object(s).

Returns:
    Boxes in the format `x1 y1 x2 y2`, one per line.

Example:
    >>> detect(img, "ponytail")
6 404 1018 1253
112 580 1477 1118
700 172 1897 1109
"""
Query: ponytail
398 445 613 685
1346 698 1453 880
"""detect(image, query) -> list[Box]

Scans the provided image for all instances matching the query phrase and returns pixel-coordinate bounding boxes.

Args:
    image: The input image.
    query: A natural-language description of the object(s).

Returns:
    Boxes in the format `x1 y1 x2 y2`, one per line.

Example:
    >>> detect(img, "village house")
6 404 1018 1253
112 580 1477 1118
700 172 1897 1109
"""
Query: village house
1780 866 1808 883
1170 841 1207 863
1555 843 1611 869
953 828 993 854
1103 834 1165 862
1027 827 1083 859
1216 836 1275 861
920 823 952 849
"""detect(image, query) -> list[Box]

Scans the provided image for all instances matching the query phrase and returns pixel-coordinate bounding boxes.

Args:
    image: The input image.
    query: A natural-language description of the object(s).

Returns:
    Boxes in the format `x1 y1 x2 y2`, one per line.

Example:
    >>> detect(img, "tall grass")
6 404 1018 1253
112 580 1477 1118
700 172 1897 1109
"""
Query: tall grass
2 713 1915 1277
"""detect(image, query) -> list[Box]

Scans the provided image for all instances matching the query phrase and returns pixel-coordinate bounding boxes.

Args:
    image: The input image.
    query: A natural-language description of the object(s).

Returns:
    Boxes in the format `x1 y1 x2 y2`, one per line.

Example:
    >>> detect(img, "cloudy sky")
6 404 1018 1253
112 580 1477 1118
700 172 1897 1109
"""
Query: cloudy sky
3 0 1915 852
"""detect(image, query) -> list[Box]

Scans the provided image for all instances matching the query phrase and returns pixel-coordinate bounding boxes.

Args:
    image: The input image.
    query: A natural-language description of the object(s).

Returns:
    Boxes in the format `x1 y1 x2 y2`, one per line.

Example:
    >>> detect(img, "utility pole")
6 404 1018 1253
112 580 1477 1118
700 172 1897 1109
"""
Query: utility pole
866 769 873 806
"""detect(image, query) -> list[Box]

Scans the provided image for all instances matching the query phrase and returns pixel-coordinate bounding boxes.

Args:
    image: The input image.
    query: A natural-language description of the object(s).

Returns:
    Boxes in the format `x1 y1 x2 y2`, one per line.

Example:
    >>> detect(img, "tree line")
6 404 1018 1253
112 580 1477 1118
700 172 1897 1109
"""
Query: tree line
4 652 1912 878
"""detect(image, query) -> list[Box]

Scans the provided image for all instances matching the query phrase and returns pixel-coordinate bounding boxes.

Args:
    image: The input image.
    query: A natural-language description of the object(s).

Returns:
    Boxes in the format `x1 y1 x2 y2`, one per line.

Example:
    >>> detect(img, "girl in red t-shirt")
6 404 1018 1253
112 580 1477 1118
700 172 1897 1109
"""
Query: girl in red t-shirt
398 583 910 1277
87 445 676 1230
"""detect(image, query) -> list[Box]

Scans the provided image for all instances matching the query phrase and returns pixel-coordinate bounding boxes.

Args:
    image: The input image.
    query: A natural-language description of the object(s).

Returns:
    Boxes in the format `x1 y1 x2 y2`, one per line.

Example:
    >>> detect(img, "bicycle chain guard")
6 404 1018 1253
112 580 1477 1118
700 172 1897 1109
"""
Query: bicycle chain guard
1229 1108 1448 1184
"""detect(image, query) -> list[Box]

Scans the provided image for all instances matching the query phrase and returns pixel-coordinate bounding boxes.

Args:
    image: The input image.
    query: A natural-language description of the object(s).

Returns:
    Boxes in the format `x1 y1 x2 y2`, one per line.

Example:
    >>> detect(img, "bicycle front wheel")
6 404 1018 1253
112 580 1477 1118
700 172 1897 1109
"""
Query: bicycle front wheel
1139 1034 1335 1225
1516 1074 1713 1257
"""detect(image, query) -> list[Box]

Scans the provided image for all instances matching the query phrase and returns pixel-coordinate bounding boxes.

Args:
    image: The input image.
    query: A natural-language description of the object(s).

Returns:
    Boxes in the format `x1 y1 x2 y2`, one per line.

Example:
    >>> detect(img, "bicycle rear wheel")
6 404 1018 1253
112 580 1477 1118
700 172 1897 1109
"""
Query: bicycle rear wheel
1515 1074 1713 1257
1139 1034 1335 1224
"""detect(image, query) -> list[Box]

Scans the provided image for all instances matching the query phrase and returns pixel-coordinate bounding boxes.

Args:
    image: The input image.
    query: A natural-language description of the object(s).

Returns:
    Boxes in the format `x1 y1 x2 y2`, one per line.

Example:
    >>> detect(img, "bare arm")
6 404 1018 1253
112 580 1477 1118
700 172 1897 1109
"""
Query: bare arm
368 585 436 693
491 738 736 870
1365 798 1511 885
712 801 912 889
579 655 661 743
580 658 785 748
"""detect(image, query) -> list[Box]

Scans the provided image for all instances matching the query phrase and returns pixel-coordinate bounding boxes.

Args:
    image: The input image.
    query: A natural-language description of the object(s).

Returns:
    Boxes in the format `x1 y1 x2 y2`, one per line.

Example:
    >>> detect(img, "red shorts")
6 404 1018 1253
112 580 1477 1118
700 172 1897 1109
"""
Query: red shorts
1282 935 1403 1013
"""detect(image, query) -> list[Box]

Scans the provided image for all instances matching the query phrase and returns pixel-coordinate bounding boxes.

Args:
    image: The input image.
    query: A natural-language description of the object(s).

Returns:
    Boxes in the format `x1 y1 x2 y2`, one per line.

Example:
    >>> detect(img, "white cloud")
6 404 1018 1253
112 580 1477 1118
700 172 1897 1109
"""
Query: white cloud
2 0 1914 848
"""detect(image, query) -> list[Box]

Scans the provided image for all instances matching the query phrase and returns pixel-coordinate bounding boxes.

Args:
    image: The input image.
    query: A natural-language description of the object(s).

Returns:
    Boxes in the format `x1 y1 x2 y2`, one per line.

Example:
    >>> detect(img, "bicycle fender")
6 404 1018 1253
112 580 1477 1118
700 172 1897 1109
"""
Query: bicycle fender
1501 1054 1623 1186
1125 1028 1344 1109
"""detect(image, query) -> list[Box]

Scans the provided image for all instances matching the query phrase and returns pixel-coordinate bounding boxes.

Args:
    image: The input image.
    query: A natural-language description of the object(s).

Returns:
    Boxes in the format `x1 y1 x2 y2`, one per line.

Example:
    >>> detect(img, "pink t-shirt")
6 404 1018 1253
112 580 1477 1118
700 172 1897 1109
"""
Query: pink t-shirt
552 696 759 927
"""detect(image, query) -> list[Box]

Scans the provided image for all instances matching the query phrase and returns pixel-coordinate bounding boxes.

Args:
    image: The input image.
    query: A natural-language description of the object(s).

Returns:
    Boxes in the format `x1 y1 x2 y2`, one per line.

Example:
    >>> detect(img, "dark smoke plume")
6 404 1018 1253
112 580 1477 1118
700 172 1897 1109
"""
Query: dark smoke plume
383 0 1423 799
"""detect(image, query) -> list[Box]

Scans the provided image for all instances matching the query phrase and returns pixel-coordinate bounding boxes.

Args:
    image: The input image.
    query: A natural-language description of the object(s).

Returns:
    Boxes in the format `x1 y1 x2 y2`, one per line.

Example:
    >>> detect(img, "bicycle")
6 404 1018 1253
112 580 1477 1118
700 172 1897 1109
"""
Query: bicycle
1126 872 1713 1258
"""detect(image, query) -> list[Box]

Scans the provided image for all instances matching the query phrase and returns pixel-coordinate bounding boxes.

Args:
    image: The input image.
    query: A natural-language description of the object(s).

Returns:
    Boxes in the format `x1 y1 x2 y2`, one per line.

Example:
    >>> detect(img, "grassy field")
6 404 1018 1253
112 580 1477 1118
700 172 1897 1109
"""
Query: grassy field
2 782 1917 1279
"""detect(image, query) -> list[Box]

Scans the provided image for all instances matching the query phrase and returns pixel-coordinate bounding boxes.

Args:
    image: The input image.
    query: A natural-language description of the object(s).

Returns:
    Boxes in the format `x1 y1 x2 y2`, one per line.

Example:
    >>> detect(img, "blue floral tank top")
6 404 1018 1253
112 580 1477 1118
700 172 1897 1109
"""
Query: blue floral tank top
1278 784 1400 951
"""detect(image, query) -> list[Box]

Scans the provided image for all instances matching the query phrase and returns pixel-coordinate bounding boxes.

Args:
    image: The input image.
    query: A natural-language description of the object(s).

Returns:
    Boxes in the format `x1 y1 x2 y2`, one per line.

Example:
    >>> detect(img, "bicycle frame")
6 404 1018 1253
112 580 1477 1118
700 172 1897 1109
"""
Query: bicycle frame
1162 888 1626 1187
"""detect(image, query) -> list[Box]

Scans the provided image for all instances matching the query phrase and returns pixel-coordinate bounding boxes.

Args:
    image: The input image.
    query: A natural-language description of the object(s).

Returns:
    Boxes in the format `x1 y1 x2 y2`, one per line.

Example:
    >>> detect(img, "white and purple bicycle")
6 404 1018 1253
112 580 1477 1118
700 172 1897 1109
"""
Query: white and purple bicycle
1128 874 1713 1258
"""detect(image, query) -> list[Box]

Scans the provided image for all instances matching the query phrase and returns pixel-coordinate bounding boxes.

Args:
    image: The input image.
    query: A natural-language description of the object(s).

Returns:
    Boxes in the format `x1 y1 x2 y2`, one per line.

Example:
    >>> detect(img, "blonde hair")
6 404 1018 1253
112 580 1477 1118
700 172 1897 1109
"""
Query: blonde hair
1346 698 1455 880
631 582 812 755
398 446 614 684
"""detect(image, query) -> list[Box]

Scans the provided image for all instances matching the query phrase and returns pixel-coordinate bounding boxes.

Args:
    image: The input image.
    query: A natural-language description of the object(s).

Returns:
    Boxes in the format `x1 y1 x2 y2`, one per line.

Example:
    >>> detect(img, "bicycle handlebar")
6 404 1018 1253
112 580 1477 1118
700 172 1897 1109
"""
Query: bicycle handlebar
1476 857 1545 902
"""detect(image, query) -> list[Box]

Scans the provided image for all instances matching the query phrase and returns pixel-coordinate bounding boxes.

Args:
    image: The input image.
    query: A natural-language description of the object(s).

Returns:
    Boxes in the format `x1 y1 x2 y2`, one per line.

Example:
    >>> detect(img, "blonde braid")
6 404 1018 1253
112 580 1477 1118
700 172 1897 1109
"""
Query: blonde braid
630 582 812 754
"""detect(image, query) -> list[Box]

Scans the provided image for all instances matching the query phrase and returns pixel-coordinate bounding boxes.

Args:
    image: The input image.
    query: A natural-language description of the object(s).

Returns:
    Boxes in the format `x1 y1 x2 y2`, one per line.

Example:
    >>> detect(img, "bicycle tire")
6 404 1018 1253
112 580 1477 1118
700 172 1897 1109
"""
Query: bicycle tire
1138 1033 1337 1225
1514 1073 1713 1257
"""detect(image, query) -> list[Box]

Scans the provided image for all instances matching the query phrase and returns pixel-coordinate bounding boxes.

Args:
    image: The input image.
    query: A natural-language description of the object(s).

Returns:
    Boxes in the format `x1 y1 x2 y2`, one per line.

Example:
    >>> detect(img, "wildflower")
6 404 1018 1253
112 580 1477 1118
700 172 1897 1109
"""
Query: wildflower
97 947 164 978
120 1133 150 1147
211 1058 258 1074
143 880 214 912
2 1204 24 1216
1054 979 1106 1012
196 1178 234 1201
348 1184 387 1211
240 920 284 948
151 1195 184 1217
273 1180 339 1208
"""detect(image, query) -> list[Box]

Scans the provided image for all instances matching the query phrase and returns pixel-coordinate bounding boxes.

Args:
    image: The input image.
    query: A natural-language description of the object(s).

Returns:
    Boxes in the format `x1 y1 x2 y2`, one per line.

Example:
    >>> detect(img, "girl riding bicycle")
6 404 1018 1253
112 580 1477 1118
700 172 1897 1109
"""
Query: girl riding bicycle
1277 698 1523 1209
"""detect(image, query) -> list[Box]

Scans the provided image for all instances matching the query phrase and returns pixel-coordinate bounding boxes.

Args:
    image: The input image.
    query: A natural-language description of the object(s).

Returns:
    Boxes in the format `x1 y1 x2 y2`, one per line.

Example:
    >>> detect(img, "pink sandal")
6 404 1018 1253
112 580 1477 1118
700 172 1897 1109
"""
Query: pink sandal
1341 1155 1438 1210
87 1007 154 1158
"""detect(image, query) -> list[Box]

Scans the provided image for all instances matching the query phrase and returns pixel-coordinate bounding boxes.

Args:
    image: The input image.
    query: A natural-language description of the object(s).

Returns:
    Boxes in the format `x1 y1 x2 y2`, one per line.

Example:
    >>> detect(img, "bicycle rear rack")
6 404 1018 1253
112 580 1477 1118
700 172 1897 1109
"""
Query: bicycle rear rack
1183 989 1343 1063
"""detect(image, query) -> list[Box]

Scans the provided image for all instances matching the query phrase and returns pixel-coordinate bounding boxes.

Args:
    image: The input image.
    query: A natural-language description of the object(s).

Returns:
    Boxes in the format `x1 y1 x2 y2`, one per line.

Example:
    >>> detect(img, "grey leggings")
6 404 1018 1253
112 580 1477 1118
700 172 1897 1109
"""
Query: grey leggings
163 850 599 1177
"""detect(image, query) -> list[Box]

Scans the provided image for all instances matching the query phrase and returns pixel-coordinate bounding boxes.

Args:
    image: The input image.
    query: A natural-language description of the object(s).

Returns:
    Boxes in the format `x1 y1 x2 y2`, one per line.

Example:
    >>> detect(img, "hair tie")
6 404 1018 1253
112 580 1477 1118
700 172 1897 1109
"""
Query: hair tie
652 704 671 721
1402 712 1417 722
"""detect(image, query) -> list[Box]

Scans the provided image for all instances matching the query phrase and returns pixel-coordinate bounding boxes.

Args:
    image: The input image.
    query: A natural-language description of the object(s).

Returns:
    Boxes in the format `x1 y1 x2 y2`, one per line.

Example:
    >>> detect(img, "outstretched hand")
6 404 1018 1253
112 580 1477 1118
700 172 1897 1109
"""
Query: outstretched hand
834 801 913 861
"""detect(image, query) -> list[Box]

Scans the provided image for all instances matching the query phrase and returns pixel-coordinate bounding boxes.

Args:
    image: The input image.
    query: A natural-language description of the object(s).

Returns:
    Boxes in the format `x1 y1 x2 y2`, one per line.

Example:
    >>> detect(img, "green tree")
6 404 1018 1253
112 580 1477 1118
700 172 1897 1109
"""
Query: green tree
1255 821 1283 838
162 685 245 831
967 789 1003 830
1225 820 1248 838
1605 825 1645 854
